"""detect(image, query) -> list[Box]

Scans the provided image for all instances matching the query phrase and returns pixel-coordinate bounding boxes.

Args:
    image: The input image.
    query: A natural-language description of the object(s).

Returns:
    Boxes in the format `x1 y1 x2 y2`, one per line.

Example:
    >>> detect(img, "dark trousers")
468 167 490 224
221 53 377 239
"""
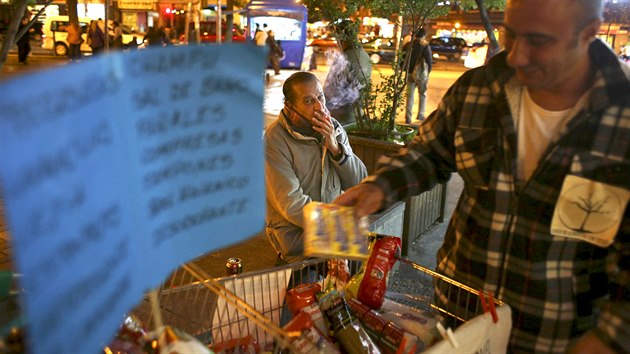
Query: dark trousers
68 44 81 61
17 41 30 63
268 55 280 75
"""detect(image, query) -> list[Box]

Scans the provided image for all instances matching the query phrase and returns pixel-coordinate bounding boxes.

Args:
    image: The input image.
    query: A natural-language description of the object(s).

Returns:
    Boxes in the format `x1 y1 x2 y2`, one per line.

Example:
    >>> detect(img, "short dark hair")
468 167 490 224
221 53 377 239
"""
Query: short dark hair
283 71 319 104
415 27 426 38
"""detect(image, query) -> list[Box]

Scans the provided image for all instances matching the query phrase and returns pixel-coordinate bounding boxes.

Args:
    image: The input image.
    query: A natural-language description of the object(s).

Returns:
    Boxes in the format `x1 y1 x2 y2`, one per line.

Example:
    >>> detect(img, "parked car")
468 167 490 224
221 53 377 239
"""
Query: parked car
429 36 469 61
307 36 338 52
179 21 246 44
42 16 144 56
362 37 396 64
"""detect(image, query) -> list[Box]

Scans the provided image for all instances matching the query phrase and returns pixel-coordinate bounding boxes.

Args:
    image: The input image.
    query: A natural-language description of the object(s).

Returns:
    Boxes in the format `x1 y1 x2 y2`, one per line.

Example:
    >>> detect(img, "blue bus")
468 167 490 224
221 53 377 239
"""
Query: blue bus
245 0 307 69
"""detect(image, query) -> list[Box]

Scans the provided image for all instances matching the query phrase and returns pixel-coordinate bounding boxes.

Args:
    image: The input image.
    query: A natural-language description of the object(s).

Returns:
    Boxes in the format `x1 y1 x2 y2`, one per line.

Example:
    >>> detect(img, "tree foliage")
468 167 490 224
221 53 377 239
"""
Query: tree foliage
604 0 630 24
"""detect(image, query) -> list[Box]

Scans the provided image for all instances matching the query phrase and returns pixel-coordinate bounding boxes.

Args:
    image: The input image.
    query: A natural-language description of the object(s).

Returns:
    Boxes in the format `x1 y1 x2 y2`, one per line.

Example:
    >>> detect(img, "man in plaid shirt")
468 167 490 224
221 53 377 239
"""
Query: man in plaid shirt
335 0 629 352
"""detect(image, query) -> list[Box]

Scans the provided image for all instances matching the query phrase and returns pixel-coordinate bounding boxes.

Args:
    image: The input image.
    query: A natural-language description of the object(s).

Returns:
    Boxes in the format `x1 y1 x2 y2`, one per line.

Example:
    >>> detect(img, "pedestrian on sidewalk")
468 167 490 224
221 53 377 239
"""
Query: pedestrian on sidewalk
65 20 83 62
16 16 31 65
266 29 283 76
335 0 629 353
402 27 432 123
87 20 106 55
265 71 367 264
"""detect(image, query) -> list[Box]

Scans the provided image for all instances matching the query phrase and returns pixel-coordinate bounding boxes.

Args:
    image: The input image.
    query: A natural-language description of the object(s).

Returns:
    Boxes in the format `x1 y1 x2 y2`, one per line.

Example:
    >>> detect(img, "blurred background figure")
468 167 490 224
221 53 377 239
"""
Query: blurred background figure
16 15 31 65
266 29 283 76
87 20 106 55
111 21 124 50
143 26 168 47
65 20 83 62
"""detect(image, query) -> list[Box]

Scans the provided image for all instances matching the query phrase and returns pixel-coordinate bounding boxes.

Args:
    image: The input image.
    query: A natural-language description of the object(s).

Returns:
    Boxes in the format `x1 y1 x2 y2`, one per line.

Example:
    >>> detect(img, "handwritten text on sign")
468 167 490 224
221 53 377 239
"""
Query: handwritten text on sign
0 45 266 354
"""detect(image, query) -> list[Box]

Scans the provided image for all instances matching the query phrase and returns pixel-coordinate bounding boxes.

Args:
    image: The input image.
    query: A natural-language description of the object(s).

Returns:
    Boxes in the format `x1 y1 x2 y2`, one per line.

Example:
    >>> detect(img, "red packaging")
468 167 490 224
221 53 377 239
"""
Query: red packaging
379 322 419 354
347 298 372 320
357 236 401 309
286 282 322 316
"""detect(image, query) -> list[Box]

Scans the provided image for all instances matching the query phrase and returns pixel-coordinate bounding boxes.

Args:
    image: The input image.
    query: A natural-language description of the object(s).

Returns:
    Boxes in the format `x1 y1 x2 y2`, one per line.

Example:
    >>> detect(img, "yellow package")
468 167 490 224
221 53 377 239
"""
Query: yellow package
303 202 369 260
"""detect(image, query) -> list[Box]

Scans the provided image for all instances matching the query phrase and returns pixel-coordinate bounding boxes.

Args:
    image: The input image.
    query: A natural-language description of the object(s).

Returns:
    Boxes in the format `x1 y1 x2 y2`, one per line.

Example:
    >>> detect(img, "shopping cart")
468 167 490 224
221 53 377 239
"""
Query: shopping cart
131 258 505 353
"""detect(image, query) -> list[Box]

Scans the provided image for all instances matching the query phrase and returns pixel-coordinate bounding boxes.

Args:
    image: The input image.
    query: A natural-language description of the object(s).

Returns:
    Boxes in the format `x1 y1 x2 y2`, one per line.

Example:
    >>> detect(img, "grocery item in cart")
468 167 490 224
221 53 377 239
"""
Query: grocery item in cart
286 282 321 315
357 236 401 309
323 258 351 292
377 299 442 348
348 298 421 354
283 311 341 354
303 202 370 260
318 289 381 353
104 314 146 354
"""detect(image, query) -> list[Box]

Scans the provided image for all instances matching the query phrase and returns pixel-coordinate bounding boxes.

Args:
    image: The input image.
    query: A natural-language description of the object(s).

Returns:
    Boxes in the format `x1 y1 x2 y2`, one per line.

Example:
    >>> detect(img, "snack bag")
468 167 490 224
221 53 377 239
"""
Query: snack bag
303 202 370 260
357 236 401 309
344 234 380 300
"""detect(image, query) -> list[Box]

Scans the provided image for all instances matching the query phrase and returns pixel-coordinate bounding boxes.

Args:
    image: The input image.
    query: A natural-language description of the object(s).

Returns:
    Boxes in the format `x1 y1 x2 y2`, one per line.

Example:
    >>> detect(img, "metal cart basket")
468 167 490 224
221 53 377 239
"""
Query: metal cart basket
131 258 505 353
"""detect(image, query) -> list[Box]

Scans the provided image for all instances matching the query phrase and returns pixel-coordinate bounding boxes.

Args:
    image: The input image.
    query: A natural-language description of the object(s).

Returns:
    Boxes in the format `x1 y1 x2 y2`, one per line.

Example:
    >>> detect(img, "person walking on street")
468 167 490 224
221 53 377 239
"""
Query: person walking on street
266 30 283 76
143 26 168 47
111 21 124 50
403 27 432 123
87 20 106 55
16 16 31 65
335 0 629 353
265 72 367 264
65 20 83 62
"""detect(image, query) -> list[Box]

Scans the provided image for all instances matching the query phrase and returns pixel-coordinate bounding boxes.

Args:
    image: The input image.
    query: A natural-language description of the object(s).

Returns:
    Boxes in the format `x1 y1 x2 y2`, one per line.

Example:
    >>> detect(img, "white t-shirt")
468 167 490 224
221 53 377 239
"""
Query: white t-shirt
516 88 587 183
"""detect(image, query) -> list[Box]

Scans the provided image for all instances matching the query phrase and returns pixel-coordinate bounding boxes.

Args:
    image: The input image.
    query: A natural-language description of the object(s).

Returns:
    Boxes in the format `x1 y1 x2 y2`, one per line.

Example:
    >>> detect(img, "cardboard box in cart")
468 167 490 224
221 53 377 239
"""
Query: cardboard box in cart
131 258 512 353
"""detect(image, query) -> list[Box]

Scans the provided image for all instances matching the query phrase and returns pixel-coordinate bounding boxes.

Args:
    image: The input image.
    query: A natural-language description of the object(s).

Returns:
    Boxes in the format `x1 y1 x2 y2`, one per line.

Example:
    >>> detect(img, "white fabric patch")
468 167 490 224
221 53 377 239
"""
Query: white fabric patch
551 175 629 247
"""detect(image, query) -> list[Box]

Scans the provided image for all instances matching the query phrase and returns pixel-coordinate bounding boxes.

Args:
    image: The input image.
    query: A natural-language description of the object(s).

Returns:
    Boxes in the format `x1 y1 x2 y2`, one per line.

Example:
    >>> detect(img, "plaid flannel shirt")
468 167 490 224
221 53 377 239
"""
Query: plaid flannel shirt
367 39 629 353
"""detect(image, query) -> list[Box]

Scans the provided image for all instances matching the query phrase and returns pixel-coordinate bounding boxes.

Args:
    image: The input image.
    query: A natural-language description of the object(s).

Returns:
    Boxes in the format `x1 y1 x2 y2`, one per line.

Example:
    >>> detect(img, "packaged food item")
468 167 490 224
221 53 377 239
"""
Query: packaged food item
104 314 146 354
348 298 421 354
300 302 329 336
303 202 370 260
344 234 382 301
318 290 381 354
283 311 341 354
357 236 401 309
323 259 351 292
377 299 442 348
286 283 322 316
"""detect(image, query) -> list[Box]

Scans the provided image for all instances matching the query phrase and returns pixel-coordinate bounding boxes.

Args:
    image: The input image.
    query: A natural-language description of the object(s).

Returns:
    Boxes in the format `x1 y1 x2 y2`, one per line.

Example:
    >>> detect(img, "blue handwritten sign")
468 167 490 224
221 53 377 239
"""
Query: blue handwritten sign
0 45 266 354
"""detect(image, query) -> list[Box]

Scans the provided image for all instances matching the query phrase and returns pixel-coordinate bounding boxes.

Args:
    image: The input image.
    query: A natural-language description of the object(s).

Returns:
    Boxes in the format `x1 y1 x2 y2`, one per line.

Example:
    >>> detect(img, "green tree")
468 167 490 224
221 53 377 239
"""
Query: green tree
301 0 364 24
364 0 448 131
